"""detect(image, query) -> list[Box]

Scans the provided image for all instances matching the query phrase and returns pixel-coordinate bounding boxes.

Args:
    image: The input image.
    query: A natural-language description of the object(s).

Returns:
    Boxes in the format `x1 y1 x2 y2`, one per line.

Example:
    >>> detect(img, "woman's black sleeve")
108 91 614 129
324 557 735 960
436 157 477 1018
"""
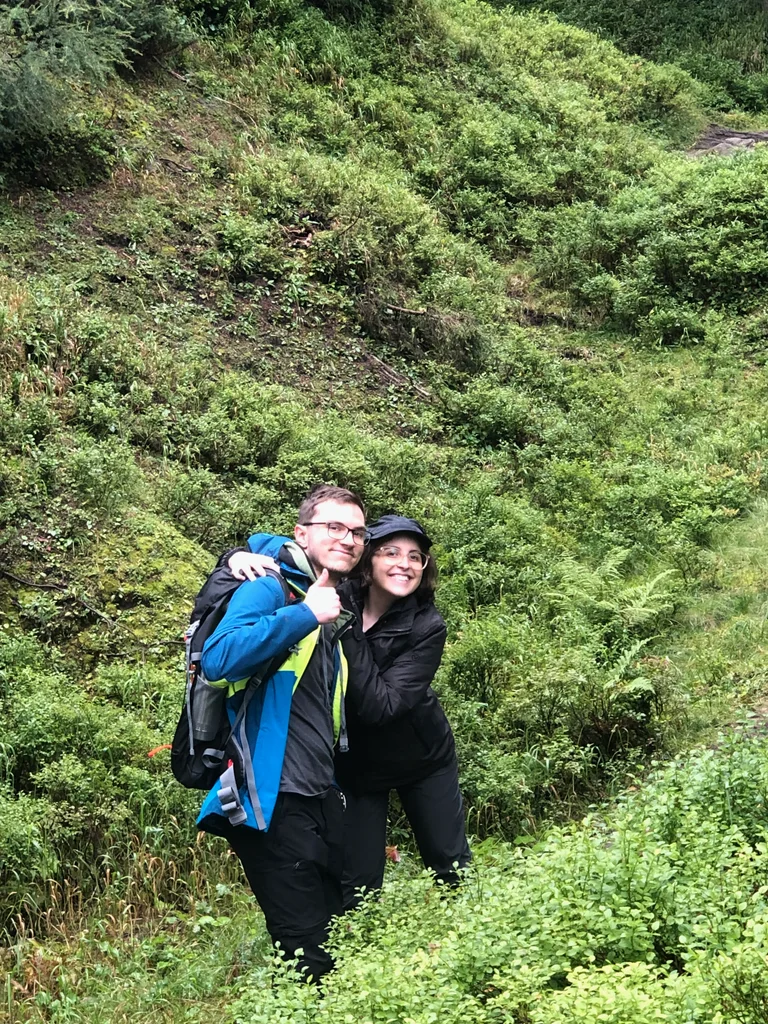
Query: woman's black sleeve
341 620 447 726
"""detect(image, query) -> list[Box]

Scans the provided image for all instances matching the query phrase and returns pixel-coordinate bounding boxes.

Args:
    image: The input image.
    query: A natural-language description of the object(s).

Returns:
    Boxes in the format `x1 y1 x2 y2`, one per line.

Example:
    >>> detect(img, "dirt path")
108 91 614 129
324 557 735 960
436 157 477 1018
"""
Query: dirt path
688 124 768 156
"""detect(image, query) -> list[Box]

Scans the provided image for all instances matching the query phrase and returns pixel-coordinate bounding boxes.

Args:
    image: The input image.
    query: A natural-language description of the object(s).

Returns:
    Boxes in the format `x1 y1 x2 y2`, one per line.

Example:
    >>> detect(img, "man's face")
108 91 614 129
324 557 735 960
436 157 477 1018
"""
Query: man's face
294 499 366 578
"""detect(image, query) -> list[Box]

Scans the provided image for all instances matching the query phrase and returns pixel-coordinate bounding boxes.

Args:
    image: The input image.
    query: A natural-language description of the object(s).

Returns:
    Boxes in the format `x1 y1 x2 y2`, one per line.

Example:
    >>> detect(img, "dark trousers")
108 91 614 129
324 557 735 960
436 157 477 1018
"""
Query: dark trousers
226 790 345 981
342 761 471 910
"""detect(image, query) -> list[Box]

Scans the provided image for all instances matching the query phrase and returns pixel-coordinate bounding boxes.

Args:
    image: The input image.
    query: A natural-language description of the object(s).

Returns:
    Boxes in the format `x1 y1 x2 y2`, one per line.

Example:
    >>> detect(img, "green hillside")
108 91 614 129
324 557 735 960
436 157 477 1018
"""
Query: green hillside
3 0 768 1019
508 0 768 112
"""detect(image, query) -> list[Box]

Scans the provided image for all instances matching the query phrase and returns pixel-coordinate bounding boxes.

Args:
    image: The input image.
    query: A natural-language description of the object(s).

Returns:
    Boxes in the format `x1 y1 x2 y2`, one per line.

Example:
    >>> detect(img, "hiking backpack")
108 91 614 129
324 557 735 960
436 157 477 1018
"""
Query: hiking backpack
171 563 298 791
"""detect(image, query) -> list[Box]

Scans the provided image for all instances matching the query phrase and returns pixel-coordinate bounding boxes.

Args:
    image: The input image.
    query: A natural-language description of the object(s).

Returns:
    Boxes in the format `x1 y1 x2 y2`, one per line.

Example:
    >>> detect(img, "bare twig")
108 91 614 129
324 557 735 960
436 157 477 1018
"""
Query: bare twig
155 61 189 84
384 303 428 316
157 155 195 173
334 206 366 237
0 569 65 592
1 569 122 630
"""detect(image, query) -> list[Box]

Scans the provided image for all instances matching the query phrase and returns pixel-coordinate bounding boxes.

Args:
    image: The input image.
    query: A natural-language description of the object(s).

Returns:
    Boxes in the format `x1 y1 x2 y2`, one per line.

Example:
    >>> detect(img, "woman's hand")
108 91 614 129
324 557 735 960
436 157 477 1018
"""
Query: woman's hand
228 551 280 581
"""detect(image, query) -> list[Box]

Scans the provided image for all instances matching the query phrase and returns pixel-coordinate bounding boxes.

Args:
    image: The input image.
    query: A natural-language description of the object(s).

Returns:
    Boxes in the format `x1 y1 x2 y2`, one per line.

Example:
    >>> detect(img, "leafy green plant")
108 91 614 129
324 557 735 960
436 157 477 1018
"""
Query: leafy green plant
528 148 768 336
229 735 768 1024
509 0 768 112
64 437 142 515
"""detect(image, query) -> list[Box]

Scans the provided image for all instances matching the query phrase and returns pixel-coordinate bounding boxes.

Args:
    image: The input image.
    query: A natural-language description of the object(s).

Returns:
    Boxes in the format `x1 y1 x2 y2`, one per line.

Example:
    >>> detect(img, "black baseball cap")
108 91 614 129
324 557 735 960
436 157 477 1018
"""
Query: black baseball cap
366 515 432 549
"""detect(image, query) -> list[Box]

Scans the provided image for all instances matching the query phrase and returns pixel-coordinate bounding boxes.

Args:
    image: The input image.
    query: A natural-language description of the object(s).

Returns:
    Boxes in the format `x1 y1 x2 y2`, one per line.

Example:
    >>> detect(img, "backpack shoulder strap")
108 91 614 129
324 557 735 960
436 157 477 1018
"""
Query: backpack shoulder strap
262 566 292 604
263 565 305 603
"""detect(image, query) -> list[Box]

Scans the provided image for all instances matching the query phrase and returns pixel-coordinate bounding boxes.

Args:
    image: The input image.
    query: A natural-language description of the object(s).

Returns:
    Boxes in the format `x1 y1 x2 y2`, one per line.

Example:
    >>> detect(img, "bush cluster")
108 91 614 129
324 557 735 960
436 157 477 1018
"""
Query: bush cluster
232 734 768 1023
0 629 214 925
0 0 192 186
509 0 768 111
528 147 768 344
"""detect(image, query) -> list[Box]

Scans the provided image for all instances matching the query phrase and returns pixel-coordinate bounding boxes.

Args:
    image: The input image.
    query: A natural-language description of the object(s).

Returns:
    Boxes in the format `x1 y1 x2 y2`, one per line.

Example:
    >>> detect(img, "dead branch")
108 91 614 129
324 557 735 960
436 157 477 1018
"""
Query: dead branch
1 569 122 630
384 303 428 316
364 351 432 401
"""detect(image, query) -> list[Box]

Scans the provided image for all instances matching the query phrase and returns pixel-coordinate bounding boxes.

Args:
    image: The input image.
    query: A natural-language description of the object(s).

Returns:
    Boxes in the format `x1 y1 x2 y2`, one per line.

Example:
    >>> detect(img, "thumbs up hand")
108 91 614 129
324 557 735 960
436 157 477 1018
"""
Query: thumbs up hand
304 569 341 624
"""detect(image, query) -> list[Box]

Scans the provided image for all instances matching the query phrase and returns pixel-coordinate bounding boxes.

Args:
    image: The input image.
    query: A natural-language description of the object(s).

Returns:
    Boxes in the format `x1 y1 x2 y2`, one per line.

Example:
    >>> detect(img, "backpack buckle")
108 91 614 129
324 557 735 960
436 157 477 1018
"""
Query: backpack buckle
217 762 246 826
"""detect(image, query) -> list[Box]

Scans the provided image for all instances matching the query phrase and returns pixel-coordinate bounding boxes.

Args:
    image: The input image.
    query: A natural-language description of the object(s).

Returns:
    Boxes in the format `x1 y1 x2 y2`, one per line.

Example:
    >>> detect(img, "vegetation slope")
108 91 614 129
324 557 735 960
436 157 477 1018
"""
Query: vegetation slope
3 0 768 1020
508 0 768 113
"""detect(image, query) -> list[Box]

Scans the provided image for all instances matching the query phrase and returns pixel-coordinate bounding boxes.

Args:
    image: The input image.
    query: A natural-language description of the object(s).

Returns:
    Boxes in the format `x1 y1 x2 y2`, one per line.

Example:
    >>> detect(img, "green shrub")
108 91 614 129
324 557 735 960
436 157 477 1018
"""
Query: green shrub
267 409 443 515
442 374 557 449
209 215 288 279
529 963 717 1023
529 149 768 333
234 148 502 367
89 662 181 733
123 0 195 60
156 465 285 550
712 928 768 1024
64 436 142 514
175 0 257 31
189 374 300 473
430 481 552 615
0 632 204 922
0 392 64 447
508 0 768 112
439 588 672 834
0 792 58 918
232 735 768 1024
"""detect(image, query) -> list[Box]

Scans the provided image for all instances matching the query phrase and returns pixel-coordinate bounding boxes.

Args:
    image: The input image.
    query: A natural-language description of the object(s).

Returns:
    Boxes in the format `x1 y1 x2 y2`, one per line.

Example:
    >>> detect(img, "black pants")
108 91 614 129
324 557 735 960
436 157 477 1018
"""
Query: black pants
226 790 345 981
342 761 471 911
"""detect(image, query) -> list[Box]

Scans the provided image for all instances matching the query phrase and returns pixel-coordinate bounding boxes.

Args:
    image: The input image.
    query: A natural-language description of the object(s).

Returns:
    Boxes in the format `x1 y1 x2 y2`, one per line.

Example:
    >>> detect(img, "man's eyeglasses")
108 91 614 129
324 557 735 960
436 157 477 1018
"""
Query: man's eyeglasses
373 545 430 569
304 521 368 544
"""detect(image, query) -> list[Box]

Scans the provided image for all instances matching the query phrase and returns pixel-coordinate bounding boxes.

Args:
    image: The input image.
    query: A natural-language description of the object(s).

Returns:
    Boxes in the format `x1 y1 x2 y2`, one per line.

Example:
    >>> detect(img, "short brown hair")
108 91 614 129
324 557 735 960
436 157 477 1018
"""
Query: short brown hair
356 534 438 595
297 484 366 524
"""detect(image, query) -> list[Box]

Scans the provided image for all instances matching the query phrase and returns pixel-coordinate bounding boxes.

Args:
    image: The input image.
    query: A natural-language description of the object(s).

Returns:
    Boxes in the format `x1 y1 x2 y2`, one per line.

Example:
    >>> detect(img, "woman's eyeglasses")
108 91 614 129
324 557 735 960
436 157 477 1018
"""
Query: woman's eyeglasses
373 545 429 569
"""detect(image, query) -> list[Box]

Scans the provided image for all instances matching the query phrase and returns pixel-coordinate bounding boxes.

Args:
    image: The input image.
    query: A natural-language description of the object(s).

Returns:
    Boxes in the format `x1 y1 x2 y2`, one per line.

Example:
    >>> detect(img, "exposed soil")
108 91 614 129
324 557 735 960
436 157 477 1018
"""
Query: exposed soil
688 124 768 157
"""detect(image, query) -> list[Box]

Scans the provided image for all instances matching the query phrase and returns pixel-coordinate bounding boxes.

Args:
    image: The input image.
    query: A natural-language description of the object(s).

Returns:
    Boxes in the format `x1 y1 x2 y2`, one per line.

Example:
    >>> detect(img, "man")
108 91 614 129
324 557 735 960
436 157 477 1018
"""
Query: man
197 484 367 981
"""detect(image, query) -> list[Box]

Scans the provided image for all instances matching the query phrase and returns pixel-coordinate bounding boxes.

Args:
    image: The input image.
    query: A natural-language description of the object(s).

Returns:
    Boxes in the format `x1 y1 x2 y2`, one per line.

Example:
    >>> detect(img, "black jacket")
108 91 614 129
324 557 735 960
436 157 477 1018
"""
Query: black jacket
337 579 455 793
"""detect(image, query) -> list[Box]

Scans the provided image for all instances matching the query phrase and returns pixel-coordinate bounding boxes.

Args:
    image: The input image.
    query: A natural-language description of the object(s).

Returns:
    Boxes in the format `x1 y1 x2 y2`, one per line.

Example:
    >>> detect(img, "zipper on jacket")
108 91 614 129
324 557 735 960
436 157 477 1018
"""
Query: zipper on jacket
331 620 350 753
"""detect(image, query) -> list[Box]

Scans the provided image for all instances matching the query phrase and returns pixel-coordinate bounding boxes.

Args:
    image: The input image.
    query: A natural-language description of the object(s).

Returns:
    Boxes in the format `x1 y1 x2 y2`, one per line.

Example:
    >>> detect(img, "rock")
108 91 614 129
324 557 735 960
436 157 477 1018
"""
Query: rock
688 124 768 158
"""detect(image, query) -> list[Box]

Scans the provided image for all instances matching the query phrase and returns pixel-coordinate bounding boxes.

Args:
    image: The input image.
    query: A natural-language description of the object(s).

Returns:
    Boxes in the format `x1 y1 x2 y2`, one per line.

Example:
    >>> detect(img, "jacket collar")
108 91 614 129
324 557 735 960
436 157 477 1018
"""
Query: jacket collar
343 585 420 635
279 540 316 582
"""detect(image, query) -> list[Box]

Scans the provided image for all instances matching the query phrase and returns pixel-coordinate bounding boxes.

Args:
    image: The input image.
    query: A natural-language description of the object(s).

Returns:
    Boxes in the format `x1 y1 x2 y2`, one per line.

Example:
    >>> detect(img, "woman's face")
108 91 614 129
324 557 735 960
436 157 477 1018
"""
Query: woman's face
370 533 428 599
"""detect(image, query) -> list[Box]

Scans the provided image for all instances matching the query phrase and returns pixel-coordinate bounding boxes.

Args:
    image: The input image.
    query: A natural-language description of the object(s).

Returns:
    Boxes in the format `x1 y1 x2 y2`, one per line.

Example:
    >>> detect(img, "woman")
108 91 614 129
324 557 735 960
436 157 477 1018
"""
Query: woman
229 514 471 909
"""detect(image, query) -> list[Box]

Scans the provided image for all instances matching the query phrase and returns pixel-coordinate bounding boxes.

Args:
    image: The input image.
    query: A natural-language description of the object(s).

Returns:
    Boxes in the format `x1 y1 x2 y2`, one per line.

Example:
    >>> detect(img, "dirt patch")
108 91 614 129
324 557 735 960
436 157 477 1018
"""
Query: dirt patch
688 124 768 157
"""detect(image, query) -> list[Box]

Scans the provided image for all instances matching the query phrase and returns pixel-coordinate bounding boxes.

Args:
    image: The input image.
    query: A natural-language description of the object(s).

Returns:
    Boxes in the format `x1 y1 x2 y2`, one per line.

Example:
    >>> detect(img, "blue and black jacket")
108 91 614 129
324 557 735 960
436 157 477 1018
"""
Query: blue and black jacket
196 542 349 834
